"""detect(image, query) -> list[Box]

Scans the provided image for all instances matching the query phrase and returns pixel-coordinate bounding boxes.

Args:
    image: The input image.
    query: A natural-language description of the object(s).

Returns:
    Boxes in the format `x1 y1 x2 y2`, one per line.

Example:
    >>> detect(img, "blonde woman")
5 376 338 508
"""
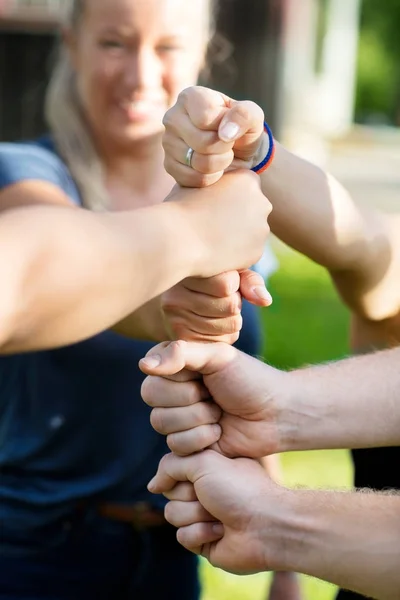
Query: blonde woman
0 1 291 599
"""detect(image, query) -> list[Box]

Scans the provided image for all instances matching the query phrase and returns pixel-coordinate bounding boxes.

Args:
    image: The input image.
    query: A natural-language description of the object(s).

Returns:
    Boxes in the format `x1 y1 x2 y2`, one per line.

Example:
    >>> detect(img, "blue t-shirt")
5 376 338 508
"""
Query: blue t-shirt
0 137 262 553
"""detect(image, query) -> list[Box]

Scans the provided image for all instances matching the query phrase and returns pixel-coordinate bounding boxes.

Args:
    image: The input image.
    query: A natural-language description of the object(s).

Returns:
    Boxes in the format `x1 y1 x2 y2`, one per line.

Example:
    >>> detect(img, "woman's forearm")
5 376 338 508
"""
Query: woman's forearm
261 143 383 271
260 143 400 319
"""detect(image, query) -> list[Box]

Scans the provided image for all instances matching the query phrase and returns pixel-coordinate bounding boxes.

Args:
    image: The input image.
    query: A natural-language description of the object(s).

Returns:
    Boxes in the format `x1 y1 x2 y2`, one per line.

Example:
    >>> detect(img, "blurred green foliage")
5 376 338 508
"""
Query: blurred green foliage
356 0 400 123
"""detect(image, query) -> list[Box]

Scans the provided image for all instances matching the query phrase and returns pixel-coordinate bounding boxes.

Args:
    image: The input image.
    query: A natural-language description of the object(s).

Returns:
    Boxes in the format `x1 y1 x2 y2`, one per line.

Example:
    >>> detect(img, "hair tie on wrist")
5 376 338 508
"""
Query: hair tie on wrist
251 122 275 175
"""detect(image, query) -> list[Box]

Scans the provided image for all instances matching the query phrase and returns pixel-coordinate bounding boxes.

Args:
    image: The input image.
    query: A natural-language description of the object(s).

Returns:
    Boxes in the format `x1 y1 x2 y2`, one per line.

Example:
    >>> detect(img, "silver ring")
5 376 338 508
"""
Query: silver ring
184 147 194 168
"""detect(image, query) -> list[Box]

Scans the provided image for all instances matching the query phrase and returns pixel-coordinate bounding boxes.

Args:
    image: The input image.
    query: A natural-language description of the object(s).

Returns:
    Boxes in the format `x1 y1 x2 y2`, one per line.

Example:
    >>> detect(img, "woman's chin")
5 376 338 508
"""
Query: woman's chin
112 122 164 145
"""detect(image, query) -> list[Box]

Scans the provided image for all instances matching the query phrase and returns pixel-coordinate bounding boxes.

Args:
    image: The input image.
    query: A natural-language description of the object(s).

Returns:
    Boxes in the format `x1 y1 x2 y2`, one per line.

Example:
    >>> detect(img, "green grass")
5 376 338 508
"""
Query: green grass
201 243 354 600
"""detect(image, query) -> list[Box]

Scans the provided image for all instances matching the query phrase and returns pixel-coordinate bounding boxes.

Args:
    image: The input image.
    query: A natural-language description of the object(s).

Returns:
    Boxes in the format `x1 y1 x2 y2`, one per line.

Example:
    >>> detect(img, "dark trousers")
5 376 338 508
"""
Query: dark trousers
0 510 200 600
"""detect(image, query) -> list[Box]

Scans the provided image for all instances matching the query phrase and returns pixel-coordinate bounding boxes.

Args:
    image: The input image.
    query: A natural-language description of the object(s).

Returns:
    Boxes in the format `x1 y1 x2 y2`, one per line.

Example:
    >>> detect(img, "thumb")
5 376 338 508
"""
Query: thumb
139 340 237 378
239 269 273 307
218 101 264 143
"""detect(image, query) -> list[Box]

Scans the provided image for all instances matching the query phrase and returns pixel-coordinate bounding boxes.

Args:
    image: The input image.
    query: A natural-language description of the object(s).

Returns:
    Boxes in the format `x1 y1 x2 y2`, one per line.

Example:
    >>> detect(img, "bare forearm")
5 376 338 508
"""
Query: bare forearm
274 487 400 599
0 203 199 353
261 144 393 310
279 347 400 452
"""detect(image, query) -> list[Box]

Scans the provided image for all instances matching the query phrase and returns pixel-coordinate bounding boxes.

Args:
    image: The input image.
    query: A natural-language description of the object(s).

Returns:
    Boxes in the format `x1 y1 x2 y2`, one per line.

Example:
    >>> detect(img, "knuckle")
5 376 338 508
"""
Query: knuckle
170 339 187 354
160 287 182 312
194 107 217 128
196 425 216 449
140 377 156 407
164 502 177 525
149 408 165 433
193 403 213 427
162 108 174 128
179 86 196 102
187 381 203 405
194 151 233 175
221 292 241 316
220 271 241 296
194 171 223 188
232 101 252 123
158 452 171 471
167 433 190 456
245 100 264 121
228 314 243 334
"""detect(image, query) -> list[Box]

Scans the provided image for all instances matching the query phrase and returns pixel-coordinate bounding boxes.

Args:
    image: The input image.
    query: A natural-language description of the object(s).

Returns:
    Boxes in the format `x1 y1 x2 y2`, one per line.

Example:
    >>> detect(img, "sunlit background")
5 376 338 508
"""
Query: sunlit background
1 1 399 598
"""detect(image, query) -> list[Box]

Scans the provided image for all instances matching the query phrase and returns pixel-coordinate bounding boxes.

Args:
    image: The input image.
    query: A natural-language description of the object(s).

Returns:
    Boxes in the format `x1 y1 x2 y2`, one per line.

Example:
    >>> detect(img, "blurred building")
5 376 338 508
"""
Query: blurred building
0 0 362 149
280 0 362 161
0 0 59 140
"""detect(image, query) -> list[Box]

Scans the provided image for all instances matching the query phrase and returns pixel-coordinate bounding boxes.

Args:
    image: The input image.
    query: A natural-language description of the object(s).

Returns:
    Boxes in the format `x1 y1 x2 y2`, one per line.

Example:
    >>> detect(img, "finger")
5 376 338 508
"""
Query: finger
148 450 223 494
163 131 234 172
177 522 224 555
168 311 243 340
163 109 231 154
167 423 222 456
183 272 240 297
163 369 202 383
164 482 197 502
178 86 230 131
139 340 238 378
141 377 209 409
150 402 221 435
165 500 215 528
219 100 264 143
239 269 273 307
162 288 242 319
164 156 223 188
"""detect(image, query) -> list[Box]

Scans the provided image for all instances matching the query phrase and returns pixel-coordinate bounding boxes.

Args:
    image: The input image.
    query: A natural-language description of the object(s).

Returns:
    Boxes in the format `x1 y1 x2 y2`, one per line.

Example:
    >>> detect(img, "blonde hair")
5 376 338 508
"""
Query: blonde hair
45 0 217 211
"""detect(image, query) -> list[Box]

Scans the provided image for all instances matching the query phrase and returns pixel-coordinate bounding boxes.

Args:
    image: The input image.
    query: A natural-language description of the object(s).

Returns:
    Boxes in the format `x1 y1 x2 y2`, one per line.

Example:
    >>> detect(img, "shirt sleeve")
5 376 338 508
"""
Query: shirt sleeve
0 142 82 206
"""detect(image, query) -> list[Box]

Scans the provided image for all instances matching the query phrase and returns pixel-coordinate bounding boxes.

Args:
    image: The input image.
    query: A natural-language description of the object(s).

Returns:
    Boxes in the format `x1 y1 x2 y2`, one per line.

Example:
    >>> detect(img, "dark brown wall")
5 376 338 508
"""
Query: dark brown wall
0 31 54 141
208 0 284 132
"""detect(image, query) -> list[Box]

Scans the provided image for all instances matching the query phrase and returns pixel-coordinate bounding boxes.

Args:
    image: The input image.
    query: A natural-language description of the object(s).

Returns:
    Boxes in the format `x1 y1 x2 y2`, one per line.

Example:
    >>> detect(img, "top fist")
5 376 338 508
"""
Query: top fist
163 86 268 188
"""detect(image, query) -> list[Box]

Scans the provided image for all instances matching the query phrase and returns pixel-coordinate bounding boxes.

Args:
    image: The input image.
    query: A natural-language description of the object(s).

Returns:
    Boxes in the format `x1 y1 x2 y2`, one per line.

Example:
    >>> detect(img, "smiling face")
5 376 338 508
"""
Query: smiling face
67 0 211 151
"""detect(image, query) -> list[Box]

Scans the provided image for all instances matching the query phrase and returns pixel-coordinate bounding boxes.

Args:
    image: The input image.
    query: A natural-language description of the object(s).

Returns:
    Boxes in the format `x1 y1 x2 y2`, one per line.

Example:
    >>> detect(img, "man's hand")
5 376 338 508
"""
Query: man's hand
163 86 267 188
148 450 287 575
140 340 287 458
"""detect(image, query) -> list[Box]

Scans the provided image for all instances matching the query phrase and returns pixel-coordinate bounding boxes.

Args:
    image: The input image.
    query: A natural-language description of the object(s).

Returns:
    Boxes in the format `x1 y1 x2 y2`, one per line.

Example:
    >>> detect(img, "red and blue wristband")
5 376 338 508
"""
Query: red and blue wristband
251 122 275 175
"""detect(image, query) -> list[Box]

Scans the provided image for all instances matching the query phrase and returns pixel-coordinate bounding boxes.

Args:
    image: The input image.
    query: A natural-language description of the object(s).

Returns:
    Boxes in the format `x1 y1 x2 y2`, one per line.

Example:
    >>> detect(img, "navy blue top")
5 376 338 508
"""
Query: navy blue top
0 137 262 553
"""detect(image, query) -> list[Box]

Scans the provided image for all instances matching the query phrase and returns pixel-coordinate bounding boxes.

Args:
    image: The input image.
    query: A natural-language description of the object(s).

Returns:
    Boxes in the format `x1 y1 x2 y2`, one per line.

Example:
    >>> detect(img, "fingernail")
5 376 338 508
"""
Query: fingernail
219 122 240 142
253 286 273 304
212 522 224 535
141 355 162 369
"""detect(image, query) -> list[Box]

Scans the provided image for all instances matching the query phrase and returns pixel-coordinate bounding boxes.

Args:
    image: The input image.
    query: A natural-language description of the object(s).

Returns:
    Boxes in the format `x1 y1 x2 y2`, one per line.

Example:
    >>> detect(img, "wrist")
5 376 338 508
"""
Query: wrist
276 367 334 453
272 369 305 454
257 485 306 572
164 199 209 279
264 487 327 574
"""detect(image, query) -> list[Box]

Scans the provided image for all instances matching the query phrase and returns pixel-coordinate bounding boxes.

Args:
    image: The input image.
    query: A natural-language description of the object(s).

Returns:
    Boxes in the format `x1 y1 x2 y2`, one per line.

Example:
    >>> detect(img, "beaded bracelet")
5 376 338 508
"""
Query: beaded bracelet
251 122 276 175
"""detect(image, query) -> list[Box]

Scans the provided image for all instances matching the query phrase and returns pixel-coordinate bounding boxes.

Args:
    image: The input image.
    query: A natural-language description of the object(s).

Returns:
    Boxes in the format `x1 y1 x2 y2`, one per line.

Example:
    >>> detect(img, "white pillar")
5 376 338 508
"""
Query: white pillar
315 0 362 136
280 0 319 134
